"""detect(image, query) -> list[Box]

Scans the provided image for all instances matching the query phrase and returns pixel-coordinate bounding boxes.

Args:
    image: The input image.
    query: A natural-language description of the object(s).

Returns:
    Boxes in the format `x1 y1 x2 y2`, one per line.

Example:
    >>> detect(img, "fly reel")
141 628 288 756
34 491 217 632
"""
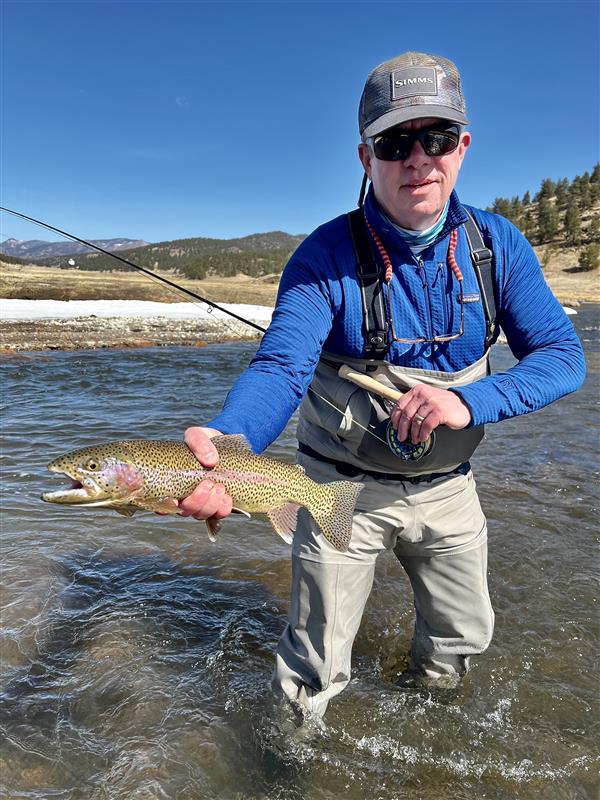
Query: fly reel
338 365 434 462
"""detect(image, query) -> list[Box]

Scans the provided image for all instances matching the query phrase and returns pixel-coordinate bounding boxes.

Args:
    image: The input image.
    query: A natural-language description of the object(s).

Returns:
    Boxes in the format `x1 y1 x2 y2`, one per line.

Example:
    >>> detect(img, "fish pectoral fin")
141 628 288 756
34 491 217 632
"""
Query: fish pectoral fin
133 497 180 514
231 507 251 519
114 505 138 517
266 503 301 545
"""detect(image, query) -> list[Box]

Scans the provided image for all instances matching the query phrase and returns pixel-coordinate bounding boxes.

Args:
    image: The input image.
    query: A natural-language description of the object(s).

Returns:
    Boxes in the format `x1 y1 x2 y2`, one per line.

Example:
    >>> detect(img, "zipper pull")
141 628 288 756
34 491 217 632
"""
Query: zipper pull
416 257 427 287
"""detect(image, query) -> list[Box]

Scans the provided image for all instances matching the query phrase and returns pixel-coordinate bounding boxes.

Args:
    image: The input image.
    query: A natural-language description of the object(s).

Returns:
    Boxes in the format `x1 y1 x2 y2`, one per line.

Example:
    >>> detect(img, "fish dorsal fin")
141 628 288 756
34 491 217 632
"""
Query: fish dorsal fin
211 434 252 451
266 503 301 545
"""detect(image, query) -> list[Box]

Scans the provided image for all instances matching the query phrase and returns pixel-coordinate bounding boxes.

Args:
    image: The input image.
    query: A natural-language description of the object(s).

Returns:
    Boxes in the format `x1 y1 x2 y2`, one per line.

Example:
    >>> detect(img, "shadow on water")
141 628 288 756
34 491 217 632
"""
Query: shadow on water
0 548 310 799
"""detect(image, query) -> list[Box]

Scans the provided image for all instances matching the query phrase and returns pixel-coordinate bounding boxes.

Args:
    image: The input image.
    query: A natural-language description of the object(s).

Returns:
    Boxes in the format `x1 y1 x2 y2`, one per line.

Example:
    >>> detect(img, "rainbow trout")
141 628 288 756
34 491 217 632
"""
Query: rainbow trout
41 435 363 551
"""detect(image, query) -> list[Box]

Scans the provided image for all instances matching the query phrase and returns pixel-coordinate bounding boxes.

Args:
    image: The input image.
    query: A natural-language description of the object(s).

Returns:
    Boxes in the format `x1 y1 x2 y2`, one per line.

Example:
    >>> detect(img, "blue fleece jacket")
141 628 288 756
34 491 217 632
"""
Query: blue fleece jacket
209 187 586 452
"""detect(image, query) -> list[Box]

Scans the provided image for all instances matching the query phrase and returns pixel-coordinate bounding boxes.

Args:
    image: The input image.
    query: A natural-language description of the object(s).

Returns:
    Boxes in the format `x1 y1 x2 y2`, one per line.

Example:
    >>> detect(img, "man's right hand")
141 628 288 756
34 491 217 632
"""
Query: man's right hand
179 427 233 523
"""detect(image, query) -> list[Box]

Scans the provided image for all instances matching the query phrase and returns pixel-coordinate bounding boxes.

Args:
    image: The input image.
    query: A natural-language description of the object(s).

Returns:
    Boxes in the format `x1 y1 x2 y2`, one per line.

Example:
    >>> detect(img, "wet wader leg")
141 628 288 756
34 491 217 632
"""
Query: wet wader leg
273 527 377 717
394 473 495 681
272 457 394 718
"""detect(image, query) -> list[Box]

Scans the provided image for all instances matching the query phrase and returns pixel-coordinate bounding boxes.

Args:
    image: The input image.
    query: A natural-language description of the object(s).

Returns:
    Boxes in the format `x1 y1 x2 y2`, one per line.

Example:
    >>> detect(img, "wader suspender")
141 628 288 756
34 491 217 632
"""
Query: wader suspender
462 210 498 350
347 209 388 358
347 208 498 356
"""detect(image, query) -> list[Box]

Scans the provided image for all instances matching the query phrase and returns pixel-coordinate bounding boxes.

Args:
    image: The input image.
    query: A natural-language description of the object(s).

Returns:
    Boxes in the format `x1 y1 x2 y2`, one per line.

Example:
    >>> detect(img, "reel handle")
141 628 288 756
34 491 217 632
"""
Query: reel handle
337 365 403 403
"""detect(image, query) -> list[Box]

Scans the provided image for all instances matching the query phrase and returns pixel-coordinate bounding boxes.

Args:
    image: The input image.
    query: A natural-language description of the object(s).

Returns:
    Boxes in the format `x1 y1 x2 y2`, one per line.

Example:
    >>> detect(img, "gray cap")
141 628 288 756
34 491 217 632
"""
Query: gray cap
359 51 468 139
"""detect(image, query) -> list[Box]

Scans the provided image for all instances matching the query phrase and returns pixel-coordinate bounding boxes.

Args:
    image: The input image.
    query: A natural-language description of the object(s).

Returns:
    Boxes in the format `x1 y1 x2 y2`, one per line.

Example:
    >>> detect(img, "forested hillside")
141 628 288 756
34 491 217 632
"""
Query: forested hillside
487 164 600 270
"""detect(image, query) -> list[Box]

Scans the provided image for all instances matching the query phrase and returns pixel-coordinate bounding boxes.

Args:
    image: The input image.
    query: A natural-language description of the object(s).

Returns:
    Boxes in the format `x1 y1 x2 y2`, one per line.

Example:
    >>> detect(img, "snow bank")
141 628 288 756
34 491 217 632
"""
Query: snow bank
0 299 274 322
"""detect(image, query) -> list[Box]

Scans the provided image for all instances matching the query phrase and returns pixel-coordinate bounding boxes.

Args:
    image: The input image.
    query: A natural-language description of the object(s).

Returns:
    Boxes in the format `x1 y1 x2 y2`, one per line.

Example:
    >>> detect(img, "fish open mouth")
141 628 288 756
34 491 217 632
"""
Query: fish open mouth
41 472 103 504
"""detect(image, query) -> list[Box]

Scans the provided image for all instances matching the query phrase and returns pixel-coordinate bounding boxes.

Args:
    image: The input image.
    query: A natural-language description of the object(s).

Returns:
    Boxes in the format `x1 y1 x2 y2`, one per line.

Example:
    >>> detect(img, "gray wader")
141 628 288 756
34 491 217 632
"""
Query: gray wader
273 209 498 716
273 353 495 717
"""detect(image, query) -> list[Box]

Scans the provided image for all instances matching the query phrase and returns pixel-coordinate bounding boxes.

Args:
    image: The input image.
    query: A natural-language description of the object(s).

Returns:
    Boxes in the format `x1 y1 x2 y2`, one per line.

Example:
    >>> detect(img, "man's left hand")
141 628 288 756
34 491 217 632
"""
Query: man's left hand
390 383 472 444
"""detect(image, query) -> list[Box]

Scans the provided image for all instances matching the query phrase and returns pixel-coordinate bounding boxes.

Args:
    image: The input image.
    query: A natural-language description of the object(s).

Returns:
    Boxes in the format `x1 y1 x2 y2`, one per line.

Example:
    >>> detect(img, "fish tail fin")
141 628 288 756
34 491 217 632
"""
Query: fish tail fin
309 481 363 552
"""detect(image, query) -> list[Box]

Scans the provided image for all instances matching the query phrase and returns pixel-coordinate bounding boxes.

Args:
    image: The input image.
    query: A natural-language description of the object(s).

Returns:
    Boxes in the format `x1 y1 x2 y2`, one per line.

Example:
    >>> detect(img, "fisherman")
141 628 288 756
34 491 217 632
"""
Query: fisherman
179 52 585 717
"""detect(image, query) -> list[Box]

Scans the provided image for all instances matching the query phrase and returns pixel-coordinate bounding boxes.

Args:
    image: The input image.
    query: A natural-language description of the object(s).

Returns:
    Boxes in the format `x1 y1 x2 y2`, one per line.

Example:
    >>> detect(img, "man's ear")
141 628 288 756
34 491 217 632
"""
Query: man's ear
358 142 373 178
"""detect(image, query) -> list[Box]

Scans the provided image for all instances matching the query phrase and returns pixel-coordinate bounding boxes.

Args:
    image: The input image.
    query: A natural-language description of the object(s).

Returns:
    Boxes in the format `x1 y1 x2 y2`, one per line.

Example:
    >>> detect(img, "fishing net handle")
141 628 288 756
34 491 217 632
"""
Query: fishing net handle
338 365 403 403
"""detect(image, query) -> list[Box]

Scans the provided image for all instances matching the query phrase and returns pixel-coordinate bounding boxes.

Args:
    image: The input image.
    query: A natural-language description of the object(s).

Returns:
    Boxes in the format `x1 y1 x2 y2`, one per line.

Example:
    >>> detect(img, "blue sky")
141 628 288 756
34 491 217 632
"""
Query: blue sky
1 0 598 243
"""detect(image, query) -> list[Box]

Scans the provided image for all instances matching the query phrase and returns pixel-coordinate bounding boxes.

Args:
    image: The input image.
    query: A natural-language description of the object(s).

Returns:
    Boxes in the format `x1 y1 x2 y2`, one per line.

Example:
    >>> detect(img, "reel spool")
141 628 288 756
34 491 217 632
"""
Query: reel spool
386 422 434 461
338 365 434 462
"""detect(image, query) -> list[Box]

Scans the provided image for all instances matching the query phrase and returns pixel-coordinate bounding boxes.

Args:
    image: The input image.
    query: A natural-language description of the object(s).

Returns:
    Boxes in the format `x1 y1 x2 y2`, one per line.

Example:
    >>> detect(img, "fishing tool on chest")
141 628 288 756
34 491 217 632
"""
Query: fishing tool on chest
338 364 434 461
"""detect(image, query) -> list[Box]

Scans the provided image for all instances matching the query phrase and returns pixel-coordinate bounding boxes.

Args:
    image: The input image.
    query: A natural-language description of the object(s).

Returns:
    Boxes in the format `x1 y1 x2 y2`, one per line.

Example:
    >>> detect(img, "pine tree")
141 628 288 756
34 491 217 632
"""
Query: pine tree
510 196 523 226
554 177 570 209
522 209 536 241
535 178 556 201
492 197 512 218
579 182 592 208
538 197 560 242
564 203 582 244
591 163 600 184
522 190 531 206
579 243 600 271
588 216 600 243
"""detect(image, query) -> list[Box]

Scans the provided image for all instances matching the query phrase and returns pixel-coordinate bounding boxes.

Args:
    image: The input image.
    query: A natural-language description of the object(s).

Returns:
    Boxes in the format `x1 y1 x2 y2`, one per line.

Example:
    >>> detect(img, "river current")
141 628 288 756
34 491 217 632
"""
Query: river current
1 305 598 799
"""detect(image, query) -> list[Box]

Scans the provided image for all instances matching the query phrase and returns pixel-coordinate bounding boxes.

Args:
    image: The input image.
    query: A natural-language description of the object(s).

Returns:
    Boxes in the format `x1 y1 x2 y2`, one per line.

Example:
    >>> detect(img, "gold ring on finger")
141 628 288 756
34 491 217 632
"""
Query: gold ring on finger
414 414 426 423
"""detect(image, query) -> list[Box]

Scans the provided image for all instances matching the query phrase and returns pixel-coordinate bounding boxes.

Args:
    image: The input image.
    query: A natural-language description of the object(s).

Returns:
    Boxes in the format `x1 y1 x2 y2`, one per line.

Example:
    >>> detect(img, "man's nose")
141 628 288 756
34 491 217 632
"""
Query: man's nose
403 138 430 168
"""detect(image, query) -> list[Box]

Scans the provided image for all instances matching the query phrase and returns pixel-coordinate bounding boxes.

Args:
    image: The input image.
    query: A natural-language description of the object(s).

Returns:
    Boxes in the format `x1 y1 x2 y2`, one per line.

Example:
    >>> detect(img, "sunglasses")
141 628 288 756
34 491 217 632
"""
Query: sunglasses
369 123 461 162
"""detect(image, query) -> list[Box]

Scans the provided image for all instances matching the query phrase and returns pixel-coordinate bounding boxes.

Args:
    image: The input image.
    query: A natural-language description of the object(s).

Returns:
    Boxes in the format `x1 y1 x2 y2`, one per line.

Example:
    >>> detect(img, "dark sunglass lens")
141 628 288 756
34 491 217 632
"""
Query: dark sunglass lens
423 130 459 156
373 133 411 161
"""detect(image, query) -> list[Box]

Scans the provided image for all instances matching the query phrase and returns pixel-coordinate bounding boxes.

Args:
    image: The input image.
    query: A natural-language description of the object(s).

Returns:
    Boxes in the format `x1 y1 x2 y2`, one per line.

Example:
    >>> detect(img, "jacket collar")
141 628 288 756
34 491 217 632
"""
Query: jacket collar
363 185 469 255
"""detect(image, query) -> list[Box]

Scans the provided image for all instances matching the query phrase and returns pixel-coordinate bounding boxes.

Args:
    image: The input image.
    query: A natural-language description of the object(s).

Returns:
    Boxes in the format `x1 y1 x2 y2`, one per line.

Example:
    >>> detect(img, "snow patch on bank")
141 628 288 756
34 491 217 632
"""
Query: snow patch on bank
0 299 274 322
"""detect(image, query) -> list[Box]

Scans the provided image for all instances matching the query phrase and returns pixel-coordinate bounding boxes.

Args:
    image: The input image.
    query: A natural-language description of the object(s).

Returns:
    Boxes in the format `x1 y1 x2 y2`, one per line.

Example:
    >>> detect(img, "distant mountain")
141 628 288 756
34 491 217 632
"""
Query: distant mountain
35 231 307 280
0 237 148 260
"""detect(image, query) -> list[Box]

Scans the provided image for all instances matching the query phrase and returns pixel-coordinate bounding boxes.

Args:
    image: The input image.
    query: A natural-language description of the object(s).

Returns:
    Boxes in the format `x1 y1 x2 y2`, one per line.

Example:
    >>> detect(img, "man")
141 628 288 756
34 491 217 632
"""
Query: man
178 52 585 718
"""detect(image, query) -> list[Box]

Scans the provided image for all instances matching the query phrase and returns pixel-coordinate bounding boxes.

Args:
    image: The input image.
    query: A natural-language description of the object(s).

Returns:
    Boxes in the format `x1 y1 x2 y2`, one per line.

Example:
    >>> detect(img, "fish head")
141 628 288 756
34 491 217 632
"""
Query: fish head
42 443 144 507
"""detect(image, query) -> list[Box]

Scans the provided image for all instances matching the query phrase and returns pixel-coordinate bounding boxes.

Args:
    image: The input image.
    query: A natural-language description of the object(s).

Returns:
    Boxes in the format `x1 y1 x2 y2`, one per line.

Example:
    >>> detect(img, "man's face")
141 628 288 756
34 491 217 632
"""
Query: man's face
358 117 471 230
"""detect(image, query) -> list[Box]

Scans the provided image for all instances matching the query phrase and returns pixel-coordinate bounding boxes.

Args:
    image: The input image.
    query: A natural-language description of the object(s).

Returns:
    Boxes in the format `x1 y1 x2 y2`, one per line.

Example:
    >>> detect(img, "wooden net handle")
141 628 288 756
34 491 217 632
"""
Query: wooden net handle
338 365 404 403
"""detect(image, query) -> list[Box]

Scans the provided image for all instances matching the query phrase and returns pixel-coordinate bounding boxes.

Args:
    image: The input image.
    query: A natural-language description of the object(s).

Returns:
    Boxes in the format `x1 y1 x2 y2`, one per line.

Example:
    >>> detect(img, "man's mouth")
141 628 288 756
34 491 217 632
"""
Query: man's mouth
402 179 435 188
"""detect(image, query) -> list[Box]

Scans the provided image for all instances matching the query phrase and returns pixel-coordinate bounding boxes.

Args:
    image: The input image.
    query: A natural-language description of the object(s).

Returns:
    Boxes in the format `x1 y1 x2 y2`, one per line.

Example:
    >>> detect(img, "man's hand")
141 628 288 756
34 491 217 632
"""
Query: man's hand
179 427 233 523
390 384 472 444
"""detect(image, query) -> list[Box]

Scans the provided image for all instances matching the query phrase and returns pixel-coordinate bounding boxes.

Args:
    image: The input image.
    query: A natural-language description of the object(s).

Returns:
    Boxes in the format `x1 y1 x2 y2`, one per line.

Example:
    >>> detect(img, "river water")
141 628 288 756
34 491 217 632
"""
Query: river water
1 305 598 799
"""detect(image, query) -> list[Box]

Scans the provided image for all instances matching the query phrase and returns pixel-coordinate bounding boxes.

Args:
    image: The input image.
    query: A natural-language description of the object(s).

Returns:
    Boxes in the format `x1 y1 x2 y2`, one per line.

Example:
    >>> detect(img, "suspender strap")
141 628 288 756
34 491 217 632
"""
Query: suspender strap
347 209 388 358
462 211 499 350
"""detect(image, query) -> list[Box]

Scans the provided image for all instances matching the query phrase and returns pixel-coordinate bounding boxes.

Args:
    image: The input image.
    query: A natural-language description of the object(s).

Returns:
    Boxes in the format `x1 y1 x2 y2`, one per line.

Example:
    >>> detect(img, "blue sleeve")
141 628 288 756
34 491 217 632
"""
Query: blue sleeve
206 232 334 452
452 217 586 425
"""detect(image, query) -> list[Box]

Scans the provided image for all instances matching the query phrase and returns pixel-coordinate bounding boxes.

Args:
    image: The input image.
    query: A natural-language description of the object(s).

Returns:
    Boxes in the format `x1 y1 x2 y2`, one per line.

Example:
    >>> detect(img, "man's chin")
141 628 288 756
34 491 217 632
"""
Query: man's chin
396 200 443 230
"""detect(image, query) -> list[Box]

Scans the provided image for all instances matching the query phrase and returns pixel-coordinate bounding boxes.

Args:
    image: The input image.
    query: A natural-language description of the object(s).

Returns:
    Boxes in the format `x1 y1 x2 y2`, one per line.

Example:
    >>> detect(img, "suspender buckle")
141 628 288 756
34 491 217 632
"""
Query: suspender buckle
471 247 493 264
369 329 388 347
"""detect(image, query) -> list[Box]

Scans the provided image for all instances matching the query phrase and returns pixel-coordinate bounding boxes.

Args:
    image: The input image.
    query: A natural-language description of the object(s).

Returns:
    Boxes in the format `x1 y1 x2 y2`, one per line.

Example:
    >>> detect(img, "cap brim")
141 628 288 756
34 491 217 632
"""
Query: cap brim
362 105 468 138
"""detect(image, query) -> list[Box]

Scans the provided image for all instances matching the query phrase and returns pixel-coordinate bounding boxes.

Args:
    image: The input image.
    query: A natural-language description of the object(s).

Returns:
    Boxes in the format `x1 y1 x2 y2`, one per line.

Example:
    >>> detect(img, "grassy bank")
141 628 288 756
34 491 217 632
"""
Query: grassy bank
0 265 280 306
1 246 597 307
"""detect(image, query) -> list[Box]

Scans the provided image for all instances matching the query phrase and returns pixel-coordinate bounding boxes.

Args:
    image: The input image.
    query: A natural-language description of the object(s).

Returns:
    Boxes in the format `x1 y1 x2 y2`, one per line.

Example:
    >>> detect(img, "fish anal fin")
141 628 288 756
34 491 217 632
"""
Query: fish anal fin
211 434 252 451
266 503 301 545
206 517 221 543
204 507 250 544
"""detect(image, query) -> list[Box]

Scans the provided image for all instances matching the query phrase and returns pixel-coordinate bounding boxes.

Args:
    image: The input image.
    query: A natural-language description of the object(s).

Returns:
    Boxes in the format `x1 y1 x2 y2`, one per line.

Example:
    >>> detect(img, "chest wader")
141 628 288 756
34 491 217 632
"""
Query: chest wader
273 212 499 717
296 208 499 478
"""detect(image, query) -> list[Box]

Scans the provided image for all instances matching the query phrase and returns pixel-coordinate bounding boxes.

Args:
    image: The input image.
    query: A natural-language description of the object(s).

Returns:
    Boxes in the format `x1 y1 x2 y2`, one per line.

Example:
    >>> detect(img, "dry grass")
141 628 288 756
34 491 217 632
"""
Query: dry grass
2 245 598 308
0 265 279 306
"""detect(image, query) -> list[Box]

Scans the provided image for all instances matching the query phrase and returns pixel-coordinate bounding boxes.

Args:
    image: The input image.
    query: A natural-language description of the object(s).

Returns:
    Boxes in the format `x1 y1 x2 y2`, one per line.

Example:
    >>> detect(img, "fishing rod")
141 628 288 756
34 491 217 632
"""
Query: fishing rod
0 206 267 333
1 206 424 456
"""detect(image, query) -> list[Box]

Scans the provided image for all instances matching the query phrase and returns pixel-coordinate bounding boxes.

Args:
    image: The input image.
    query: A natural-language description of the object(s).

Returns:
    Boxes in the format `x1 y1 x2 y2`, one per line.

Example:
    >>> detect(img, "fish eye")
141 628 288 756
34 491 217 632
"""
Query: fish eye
86 459 100 471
